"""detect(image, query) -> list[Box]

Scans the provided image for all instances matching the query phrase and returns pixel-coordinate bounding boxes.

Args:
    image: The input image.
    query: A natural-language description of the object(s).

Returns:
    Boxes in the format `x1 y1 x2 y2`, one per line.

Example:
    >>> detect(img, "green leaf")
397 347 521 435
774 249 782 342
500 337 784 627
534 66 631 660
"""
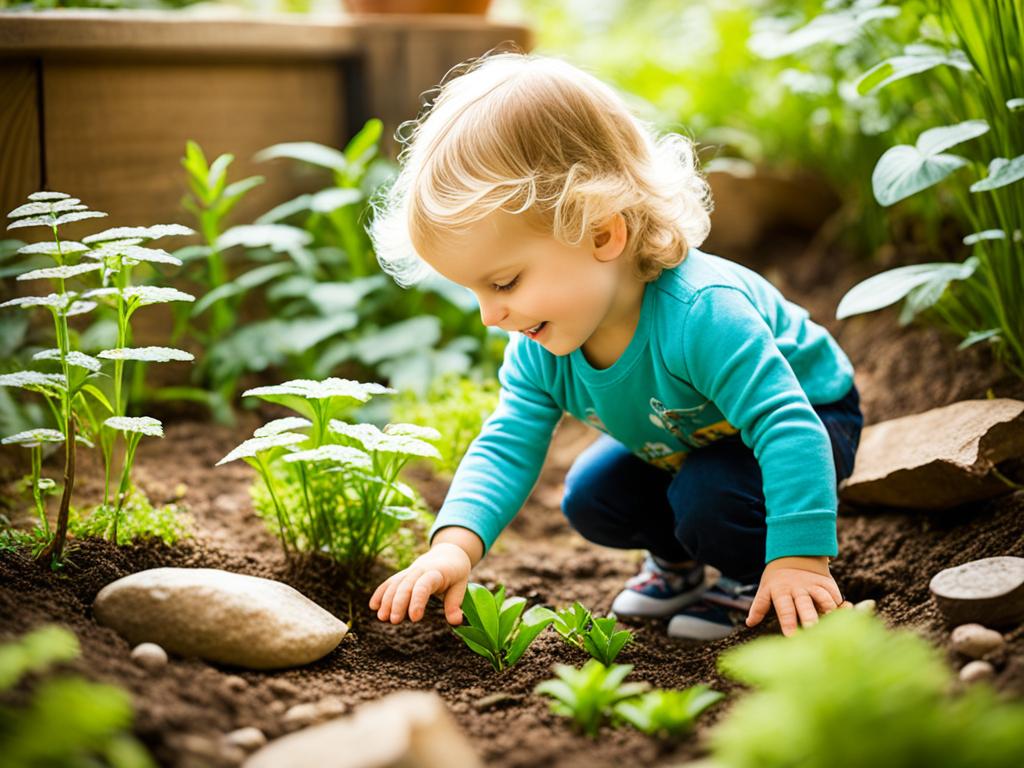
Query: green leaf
191 262 293 316
469 582 500 642
216 224 312 253
872 120 990 206
963 229 1005 245
836 259 977 319
506 605 556 667
970 155 1024 193
80 384 114 415
310 188 363 213
856 44 972 96
498 596 527 647
957 328 1001 350
343 118 383 169
254 141 348 172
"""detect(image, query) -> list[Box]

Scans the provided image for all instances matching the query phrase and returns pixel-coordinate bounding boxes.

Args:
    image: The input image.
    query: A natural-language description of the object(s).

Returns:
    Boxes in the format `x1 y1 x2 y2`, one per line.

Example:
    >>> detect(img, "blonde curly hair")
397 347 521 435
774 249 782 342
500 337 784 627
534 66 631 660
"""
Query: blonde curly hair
370 52 712 287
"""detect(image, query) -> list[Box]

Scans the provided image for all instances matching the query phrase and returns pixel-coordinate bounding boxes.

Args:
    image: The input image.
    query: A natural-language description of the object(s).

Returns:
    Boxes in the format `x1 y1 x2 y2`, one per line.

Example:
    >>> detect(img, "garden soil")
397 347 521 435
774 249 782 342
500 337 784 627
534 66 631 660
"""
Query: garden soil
2 238 1024 768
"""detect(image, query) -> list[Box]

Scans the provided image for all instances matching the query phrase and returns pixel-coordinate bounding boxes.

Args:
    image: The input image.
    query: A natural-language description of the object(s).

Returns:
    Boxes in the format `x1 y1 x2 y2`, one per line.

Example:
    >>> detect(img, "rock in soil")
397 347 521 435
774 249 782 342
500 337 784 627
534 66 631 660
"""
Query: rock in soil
225 727 267 752
841 399 1024 509
959 660 997 684
130 641 168 671
950 624 1005 659
929 556 1024 628
93 567 348 669
244 691 481 768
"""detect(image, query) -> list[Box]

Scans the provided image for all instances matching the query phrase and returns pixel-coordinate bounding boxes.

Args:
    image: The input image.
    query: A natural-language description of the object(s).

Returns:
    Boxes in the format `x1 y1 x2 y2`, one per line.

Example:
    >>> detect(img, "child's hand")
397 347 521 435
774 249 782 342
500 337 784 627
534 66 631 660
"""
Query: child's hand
369 542 473 626
745 555 843 637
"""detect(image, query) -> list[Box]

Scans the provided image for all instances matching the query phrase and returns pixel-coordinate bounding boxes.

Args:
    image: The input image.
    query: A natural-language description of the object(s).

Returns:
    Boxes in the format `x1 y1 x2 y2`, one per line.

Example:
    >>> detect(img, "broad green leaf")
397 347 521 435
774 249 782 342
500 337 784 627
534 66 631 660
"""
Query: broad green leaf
88 244 182 267
217 224 312 253
7 210 107 230
17 263 102 282
254 141 348 172
207 153 234 199
33 349 102 372
17 240 87 256
80 383 114 414
749 4 900 59
83 224 194 244
1007 98 1024 112
459 583 485 629
856 44 972 96
970 155 1024 192
104 416 163 437
344 118 383 168
283 444 371 467
384 423 442 442
958 328 1000 350
8 198 82 218
2 428 65 446
253 416 312 437
498 596 527 647
28 191 71 202
452 625 497 664
191 262 293 316
255 193 314 225
0 371 66 393
306 276 386 315
963 229 1005 245
469 583 500 642
351 316 442 366
310 188 363 213
123 286 196 307
215 432 308 466
506 605 557 667
837 260 978 319
872 120 989 206
97 347 194 363
380 505 417 521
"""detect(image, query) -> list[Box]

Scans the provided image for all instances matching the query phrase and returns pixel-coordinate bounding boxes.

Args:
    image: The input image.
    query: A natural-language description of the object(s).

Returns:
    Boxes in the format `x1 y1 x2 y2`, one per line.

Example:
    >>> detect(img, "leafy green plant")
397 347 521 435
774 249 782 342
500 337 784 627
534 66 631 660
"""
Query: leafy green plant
707 608 1024 768
0 625 155 768
613 686 724 739
216 377 440 593
826 0 1024 376
551 601 634 666
452 582 557 672
534 659 649 737
68 487 190 547
2 193 195 563
390 374 499 476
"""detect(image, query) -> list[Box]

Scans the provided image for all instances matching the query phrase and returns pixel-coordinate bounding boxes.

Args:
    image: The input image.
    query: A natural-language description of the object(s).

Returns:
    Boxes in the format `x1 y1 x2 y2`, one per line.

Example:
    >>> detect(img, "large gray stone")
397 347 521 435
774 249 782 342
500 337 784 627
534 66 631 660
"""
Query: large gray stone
840 399 1024 509
244 691 481 768
93 567 347 669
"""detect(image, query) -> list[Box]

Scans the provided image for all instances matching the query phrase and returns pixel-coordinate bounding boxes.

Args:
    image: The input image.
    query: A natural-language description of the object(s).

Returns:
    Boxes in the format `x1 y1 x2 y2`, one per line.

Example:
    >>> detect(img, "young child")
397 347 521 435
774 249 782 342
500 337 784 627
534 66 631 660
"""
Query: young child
367 53 863 641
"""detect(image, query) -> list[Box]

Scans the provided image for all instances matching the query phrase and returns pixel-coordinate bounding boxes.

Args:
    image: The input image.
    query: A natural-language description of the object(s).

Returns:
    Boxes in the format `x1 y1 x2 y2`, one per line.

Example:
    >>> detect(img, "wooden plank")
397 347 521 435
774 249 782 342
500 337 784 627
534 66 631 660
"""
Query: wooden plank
0 62 41 224
41 59 349 237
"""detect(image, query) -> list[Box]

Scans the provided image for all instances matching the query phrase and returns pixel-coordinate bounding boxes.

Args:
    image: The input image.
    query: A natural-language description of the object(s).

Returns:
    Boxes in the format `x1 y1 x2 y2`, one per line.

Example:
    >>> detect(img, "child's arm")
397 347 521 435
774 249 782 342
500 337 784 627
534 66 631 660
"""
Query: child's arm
369 525 483 625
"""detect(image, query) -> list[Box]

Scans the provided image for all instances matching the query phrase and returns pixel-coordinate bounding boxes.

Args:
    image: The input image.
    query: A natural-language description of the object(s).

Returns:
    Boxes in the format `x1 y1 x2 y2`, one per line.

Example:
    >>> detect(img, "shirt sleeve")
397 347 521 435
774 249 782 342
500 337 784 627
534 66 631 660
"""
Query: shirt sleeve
679 286 839 563
429 336 563 554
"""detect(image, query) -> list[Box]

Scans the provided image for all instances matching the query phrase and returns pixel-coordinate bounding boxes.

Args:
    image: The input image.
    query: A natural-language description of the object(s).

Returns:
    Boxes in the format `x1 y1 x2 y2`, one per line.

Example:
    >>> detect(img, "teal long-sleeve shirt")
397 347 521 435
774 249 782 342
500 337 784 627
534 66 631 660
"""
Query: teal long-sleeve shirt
429 248 855 563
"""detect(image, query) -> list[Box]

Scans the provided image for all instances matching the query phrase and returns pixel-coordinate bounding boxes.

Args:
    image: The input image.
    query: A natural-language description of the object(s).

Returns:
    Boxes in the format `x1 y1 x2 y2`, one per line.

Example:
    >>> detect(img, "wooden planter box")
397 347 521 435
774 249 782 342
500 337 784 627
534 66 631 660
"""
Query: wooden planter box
0 9 532 232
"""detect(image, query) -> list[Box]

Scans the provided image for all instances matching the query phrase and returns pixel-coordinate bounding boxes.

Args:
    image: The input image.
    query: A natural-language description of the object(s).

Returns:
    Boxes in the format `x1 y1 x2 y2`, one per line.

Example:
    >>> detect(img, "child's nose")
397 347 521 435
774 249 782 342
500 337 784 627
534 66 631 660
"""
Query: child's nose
478 296 509 328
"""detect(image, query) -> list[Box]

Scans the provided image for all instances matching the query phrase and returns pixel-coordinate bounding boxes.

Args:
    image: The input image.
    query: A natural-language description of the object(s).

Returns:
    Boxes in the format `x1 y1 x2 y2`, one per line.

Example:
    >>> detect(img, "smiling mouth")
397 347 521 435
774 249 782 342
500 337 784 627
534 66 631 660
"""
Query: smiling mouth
521 321 547 339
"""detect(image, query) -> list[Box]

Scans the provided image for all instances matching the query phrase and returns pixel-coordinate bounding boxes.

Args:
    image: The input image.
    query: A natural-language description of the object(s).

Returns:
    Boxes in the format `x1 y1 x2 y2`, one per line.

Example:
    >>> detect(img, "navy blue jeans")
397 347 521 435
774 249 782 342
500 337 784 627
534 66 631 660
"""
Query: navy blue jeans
561 385 863 584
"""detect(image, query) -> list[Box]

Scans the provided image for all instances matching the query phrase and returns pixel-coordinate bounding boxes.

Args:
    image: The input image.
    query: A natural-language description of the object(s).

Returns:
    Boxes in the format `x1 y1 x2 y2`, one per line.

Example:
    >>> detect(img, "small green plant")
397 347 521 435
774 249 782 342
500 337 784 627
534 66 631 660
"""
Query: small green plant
390 374 500 475
708 608 1024 768
551 601 634 666
0 625 155 767
216 377 440 593
534 659 649 737
68 487 190 547
2 193 195 564
452 582 557 673
613 686 724 740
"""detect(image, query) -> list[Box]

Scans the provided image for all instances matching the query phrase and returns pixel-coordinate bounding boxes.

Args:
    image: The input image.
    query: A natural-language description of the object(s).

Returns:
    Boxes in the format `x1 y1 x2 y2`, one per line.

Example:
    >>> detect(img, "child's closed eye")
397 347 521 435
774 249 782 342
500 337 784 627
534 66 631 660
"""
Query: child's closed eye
492 275 520 293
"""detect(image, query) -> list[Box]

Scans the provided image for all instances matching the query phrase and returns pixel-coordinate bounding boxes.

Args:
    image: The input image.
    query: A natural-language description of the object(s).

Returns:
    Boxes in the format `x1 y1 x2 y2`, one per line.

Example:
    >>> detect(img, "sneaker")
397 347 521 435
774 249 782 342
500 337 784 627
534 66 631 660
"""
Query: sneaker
667 578 758 641
610 554 708 619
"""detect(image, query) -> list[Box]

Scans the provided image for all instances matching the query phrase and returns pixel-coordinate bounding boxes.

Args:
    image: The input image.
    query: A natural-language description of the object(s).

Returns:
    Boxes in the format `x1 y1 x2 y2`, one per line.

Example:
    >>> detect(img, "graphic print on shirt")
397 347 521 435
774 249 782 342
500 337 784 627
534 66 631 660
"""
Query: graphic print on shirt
583 407 609 434
647 397 738 449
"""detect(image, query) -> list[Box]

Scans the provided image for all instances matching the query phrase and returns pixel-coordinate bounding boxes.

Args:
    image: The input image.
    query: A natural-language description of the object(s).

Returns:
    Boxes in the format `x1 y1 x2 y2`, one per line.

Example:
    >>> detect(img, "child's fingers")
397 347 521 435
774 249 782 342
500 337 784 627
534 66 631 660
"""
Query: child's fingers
822 578 843 606
389 572 421 624
369 574 396 611
408 571 443 622
773 593 799 637
794 591 818 628
443 578 468 625
810 585 838 614
376 575 403 621
745 589 772 627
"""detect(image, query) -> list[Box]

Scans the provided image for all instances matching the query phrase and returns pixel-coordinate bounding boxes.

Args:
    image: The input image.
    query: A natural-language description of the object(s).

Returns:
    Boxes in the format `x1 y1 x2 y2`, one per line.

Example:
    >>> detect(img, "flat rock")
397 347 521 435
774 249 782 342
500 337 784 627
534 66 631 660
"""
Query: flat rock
93 567 347 670
930 556 1024 628
840 399 1024 509
244 691 481 768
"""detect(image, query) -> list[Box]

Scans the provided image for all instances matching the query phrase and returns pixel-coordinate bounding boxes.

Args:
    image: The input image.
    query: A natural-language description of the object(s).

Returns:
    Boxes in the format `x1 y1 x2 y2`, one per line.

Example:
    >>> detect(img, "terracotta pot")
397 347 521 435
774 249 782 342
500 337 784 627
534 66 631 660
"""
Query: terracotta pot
344 0 492 14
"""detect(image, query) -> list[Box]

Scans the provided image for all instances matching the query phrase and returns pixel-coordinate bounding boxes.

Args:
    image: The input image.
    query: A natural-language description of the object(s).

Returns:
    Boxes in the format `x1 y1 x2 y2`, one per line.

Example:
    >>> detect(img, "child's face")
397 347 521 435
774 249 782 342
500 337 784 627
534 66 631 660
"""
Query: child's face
420 210 631 356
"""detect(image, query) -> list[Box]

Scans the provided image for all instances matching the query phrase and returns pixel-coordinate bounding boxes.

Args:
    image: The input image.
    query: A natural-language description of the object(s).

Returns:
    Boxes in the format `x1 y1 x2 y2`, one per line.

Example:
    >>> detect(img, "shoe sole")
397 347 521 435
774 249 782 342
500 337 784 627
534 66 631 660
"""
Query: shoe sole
667 614 738 641
611 582 708 619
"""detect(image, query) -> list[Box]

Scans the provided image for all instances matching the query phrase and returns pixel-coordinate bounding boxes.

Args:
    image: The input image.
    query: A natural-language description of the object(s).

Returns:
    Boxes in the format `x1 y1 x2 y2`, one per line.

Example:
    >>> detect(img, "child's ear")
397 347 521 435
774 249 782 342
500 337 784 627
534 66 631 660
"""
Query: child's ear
592 213 627 262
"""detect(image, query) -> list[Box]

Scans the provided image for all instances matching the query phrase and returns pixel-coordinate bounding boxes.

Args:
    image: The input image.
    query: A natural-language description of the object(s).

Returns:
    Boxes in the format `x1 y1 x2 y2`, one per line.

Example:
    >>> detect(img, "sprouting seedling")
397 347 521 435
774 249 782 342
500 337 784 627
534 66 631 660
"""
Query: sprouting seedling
452 583 557 673
102 417 164 543
1 429 65 537
3 192 195 563
534 659 649 737
613 687 724 739
551 602 633 665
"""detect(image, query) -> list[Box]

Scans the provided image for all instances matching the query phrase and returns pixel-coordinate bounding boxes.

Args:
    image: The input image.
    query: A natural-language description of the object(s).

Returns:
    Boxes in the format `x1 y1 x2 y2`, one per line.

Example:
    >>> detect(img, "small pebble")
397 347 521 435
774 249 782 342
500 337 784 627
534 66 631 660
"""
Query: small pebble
315 696 347 719
268 678 300 697
130 642 168 671
959 660 996 684
854 599 876 613
950 624 1004 659
222 675 248 694
224 727 266 752
282 702 319 731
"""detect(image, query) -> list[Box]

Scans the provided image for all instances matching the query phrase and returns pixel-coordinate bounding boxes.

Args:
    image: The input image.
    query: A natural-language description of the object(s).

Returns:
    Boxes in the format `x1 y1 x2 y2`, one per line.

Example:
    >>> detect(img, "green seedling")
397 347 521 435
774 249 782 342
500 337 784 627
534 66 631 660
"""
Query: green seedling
552 601 633 665
452 582 557 672
2 193 194 564
534 659 649 737
614 686 724 739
